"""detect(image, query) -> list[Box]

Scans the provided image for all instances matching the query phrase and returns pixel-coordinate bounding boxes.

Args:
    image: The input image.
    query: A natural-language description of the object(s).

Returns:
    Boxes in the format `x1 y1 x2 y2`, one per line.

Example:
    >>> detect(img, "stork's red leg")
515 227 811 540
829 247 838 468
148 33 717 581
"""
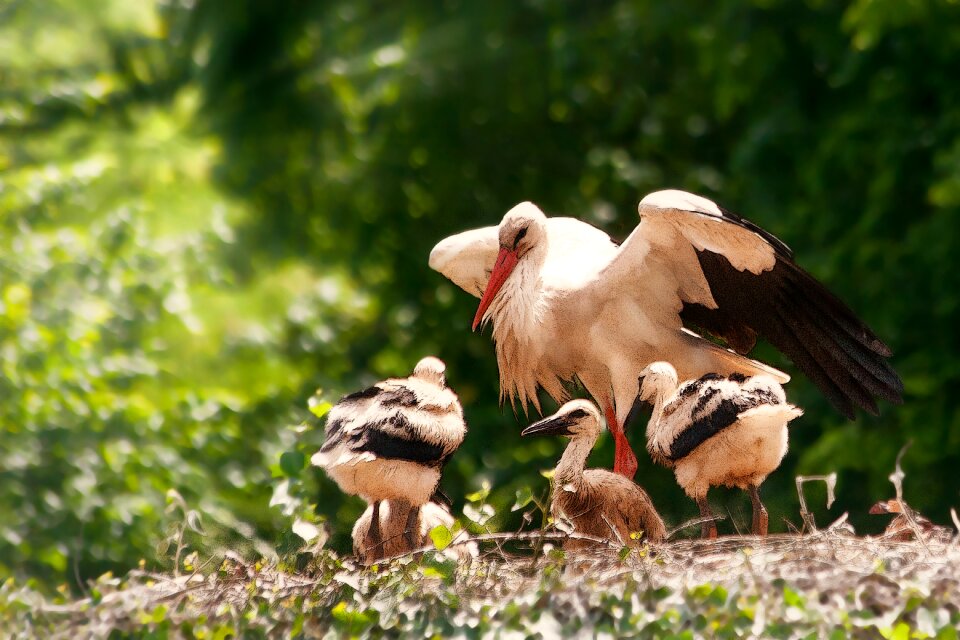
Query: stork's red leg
604 402 638 480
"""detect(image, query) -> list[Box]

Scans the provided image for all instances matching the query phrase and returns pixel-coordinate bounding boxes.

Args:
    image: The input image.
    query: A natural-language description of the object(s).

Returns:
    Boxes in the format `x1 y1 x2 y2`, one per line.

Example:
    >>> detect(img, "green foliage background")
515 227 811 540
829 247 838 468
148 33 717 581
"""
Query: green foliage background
1 0 959 591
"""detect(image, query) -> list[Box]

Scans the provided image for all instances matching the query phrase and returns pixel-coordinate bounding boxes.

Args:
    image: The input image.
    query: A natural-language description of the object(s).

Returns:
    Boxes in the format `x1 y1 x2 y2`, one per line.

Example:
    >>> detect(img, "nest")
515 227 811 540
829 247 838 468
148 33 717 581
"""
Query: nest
20 529 960 638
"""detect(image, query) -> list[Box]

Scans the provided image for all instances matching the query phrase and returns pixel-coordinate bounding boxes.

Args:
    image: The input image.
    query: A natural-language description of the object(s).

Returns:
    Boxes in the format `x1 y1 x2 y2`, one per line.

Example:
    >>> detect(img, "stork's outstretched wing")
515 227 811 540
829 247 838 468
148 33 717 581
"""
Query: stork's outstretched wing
429 216 618 297
615 190 903 418
428 226 500 297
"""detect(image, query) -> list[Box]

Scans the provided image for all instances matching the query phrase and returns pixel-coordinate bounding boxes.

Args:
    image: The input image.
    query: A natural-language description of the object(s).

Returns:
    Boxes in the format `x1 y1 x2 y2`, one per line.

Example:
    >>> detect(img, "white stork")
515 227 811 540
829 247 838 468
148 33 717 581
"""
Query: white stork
312 356 466 550
429 190 902 479
521 399 667 549
637 361 803 537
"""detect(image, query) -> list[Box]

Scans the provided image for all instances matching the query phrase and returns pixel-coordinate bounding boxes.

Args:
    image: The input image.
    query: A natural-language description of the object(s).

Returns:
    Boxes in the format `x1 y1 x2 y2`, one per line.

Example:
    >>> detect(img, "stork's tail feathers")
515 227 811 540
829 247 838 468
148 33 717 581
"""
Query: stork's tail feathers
680 329 791 384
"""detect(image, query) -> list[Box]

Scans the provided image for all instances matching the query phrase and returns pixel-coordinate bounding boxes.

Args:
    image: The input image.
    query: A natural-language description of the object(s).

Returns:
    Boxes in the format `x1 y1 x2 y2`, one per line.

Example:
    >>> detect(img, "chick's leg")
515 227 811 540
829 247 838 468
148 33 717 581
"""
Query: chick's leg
368 501 383 560
403 503 420 550
697 496 718 539
749 485 769 536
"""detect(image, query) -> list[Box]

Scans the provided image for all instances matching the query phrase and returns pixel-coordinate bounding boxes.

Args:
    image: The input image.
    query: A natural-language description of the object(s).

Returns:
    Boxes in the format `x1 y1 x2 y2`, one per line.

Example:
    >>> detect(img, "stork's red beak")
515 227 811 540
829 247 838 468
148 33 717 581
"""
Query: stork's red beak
472 247 519 330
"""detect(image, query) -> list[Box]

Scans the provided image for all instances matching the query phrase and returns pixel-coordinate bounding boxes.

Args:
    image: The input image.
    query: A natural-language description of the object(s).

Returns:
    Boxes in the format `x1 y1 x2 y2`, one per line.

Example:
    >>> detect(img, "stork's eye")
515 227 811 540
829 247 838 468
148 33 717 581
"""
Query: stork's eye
513 226 528 248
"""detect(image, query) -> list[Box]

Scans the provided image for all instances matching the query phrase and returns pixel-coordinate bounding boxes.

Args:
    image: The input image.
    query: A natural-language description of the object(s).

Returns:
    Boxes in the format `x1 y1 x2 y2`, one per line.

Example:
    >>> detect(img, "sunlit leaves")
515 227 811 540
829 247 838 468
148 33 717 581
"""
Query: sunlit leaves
0 12 311 587
464 481 491 504
512 486 535 512
291 518 323 543
307 396 332 419
428 524 453 551
462 504 495 527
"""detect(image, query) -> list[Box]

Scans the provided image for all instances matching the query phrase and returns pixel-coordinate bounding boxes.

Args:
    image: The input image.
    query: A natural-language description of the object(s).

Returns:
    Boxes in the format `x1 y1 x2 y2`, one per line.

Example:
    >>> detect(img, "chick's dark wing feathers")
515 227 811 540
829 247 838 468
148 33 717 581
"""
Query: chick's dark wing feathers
351 415 447 465
667 381 775 461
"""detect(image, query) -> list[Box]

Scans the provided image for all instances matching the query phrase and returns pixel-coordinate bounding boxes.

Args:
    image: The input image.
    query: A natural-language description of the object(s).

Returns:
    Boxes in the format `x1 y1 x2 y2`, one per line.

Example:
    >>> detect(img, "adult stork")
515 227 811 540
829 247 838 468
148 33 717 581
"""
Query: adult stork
429 190 902 479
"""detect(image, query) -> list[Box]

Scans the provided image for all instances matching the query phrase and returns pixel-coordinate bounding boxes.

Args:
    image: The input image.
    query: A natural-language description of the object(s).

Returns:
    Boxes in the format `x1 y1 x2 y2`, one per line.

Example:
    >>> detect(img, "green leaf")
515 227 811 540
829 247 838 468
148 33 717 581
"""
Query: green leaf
885 622 911 640
151 604 168 624
429 524 453 550
511 486 534 512
279 450 306 477
465 480 490 503
331 601 376 627
212 625 234 640
783 585 805 609
309 396 332 419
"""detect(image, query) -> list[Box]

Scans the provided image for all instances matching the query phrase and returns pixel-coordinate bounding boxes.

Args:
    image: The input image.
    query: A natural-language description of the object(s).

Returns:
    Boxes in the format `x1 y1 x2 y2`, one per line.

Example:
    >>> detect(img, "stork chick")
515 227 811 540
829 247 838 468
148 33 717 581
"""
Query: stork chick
522 400 666 550
312 356 466 551
639 361 803 538
352 500 477 565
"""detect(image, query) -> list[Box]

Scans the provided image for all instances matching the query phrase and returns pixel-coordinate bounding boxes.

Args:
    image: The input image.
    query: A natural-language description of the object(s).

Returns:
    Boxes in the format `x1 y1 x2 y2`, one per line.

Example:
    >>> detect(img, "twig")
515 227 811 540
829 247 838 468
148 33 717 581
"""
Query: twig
666 513 727 540
796 473 837 532
600 514 625 547
889 441 911 501
370 529 625 565
887 441 931 551
826 512 851 533
526 487 554 571
72 522 90 599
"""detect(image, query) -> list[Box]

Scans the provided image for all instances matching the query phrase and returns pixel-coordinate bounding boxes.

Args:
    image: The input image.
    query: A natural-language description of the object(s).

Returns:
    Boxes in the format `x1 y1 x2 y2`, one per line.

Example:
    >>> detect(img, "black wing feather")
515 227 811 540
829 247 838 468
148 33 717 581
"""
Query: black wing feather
779 259 893 357
781 269 901 389
770 305 857 417
680 248 903 418
776 287 900 405
691 387 720 415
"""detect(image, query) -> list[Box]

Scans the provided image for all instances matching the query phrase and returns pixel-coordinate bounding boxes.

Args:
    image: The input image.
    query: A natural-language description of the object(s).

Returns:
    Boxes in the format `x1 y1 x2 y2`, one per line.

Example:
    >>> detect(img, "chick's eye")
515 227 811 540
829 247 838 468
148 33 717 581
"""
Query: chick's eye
513 227 528 248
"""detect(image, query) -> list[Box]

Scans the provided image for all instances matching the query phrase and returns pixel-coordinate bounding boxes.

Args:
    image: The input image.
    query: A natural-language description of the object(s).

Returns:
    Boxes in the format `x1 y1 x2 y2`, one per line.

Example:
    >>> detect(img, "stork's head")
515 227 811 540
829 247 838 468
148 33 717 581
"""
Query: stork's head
472 202 548 330
412 356 446 387
638 361 679 403
520 399 601 439
497 202 547 255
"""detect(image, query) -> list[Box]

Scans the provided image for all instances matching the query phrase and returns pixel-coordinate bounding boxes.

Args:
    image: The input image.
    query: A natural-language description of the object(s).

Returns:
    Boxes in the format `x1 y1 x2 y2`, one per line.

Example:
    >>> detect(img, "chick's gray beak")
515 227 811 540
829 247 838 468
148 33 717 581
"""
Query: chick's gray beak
521 414 576 437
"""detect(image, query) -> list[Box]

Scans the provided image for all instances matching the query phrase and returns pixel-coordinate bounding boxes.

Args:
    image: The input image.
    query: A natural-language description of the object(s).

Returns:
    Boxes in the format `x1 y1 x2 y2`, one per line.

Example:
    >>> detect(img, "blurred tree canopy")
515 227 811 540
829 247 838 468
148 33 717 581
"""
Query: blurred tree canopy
1 0 959 591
